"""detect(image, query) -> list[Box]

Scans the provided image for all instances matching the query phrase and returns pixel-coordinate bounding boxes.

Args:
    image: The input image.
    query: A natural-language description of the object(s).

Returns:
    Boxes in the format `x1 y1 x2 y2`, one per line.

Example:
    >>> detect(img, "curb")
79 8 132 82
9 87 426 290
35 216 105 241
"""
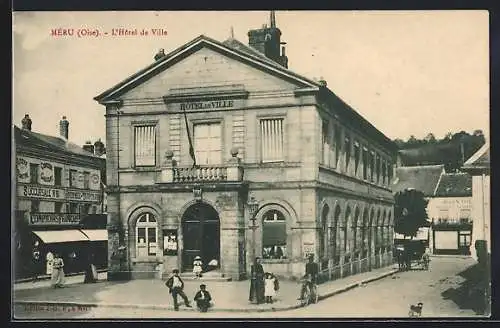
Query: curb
15 270 108 284
14 269 398 314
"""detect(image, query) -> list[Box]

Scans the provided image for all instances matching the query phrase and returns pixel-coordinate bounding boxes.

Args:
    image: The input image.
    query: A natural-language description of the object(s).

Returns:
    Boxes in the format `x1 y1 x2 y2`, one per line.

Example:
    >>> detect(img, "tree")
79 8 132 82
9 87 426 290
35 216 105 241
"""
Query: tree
424 133 437 144
394 189 429 238
443 132 453 142
407 135 418 146
393 138 406 149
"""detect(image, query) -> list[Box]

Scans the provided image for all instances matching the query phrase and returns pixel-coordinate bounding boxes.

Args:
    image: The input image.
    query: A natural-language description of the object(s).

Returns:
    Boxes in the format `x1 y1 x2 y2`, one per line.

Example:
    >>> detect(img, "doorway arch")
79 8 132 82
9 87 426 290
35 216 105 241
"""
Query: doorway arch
181 202 220 271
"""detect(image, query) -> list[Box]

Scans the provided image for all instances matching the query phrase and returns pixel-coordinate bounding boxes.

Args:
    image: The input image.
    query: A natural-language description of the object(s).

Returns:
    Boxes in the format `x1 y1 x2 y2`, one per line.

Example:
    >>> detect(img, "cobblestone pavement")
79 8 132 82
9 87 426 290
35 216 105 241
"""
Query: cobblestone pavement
13 257 484 319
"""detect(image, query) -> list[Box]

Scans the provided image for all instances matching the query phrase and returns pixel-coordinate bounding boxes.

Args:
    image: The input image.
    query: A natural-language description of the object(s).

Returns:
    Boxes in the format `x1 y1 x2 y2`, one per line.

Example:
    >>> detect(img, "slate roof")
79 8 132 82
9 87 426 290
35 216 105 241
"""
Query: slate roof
392 164 445 196
14 125 102 159
462 142 490 171
434 173 472 197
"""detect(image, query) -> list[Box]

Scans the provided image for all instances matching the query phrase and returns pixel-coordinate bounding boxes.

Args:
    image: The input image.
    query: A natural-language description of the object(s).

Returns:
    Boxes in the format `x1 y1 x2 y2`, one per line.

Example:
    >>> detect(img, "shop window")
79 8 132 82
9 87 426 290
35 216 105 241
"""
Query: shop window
262 210 287 259
54 167 62 186
136 213 158 257
68 203 79 213
91 205 97 214
459 233 471 247
260 118 284 162
83 172 90 189
31 200 40 213
134 125 156 167
194 123 222 165
54 202 63 213
80 204 91 215
30 163 39 184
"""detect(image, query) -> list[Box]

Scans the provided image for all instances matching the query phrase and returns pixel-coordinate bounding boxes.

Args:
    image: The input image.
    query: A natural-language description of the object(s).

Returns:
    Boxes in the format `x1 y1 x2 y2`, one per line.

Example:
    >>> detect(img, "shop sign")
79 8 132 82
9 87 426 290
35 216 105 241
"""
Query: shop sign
302 242 315 259
66 190 101 202
40 163 54 185
163 230 178 256
18 184 101 203
16 158 30 182
20 185 64 200
179 99 234 111
29 213 81 226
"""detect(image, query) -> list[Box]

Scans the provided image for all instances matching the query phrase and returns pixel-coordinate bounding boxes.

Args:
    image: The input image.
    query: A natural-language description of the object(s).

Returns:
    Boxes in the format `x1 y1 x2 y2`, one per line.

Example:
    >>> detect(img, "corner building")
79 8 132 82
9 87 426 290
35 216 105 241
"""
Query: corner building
95 16 397 281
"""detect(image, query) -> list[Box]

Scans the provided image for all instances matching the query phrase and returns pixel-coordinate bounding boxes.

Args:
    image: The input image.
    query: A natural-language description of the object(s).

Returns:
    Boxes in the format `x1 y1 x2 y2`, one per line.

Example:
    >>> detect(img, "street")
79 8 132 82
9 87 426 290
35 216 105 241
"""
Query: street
13 256 485 319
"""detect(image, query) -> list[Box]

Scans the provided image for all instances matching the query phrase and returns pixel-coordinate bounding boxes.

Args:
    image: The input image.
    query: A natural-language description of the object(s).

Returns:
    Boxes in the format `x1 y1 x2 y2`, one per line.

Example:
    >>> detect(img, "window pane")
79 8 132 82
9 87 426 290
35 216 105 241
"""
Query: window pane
137 228 146 244
135 126 156 166
261 119 283 162
148 228 156 243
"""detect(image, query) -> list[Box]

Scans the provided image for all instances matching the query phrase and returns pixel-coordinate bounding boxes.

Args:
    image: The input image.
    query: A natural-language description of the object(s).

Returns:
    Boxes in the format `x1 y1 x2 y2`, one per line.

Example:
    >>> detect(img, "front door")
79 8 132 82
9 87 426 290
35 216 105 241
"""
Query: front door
182 203 220 271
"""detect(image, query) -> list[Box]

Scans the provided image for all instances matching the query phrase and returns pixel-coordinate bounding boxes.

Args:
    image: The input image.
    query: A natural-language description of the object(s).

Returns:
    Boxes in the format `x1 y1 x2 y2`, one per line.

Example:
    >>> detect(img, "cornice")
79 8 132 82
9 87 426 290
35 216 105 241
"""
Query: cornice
16 146 103 169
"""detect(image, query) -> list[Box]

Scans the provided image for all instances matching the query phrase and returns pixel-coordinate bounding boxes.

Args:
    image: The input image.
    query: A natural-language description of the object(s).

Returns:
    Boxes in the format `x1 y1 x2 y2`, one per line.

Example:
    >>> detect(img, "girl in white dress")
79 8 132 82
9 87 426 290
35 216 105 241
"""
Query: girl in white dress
264 272 278 304
193 256 203 278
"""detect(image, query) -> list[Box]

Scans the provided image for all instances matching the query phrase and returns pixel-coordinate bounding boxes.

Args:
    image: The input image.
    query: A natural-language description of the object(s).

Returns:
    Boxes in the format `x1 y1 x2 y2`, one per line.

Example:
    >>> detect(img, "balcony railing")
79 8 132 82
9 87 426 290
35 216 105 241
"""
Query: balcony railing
158 149 243 184
173 166 228 183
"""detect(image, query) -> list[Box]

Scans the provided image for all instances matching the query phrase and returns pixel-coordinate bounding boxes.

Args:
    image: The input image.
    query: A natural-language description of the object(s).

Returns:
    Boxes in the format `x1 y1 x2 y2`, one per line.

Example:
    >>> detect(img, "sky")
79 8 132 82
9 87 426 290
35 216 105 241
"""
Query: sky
12 10 489 147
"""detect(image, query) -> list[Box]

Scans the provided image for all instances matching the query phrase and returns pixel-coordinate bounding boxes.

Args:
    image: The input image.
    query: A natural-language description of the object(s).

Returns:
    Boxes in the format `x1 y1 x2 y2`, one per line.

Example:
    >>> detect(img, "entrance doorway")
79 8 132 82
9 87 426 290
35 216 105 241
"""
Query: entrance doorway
181 203 220 271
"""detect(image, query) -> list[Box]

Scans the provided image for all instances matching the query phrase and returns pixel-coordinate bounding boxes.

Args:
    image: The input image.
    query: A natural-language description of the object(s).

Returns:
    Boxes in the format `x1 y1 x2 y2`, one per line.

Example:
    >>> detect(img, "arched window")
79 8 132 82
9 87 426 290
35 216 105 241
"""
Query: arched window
344 206 351 254
362 208 369 257
136 213 158 257
353 207 360 254
320 205 329 259
332 205 341 262
262 210 287 260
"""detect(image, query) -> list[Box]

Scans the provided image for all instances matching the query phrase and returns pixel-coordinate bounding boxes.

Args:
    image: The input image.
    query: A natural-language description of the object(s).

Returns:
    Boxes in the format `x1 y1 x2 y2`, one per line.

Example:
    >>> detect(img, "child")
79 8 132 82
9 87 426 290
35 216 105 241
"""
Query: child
193 256 203 278
264 272 278 304
194 284 212 312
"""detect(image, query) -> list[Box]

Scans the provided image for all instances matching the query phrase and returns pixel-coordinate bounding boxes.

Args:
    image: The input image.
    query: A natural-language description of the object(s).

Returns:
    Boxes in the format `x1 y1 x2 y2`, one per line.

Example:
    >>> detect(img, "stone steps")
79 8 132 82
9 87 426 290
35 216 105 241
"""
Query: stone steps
180 271 232 282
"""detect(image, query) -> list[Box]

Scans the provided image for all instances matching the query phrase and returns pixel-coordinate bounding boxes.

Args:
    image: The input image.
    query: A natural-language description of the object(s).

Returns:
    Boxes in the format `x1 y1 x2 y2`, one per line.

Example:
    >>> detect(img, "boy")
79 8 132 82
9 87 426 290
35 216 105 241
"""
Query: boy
194 284 212 312
165 269 192 311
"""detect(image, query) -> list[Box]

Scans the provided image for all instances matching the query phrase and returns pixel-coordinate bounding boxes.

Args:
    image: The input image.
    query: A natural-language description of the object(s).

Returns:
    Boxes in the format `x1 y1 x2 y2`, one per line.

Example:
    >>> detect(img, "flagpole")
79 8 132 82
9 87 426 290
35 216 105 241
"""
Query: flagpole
182 107 197 168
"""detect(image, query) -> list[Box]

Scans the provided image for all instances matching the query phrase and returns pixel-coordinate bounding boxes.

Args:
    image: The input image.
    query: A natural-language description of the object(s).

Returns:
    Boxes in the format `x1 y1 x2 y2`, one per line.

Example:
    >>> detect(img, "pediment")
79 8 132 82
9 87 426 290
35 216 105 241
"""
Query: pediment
95 36 318 103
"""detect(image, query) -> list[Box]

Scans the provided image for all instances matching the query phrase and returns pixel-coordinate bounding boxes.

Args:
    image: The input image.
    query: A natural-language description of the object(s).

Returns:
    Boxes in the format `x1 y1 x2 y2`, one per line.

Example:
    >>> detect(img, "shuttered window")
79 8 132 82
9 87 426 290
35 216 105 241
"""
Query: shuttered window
260 119 284 162
134 125 156 166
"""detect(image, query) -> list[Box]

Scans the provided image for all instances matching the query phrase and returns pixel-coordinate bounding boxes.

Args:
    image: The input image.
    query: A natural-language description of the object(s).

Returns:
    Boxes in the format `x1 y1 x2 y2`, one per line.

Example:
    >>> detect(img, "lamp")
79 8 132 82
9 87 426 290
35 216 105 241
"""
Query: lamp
247 196 260 262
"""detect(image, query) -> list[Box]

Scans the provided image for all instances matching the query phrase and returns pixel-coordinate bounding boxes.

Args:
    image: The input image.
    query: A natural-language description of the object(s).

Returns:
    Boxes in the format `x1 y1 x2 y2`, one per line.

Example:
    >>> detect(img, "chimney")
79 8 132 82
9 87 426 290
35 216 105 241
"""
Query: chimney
21 114 32 131
248 11 285 67
83 141 95 154
59 116 69 140
94 138 105 156
154 48 166 61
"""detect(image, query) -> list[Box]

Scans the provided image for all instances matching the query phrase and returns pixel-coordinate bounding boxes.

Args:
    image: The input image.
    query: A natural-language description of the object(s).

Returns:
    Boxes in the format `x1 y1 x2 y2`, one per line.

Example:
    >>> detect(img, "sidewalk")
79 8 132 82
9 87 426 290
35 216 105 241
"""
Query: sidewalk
13 265 399 313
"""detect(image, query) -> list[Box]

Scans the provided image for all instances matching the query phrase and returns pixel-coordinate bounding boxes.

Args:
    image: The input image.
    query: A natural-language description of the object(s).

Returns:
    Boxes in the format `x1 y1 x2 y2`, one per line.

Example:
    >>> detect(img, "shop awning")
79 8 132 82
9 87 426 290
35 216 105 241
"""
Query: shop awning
81 229 108 241
33 230 89 244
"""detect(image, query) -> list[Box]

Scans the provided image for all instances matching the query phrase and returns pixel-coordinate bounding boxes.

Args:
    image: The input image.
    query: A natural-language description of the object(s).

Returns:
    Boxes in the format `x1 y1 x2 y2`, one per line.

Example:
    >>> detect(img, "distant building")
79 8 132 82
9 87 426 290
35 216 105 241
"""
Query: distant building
462 142 490 260
392 165 473 255
94 12 397 281
427 173 472 255
13 115 107 279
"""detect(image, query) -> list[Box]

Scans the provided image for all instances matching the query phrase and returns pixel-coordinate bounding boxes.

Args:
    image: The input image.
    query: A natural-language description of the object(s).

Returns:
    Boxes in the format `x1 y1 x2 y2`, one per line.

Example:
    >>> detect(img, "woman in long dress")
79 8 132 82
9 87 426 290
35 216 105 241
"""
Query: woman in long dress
51 253 65 288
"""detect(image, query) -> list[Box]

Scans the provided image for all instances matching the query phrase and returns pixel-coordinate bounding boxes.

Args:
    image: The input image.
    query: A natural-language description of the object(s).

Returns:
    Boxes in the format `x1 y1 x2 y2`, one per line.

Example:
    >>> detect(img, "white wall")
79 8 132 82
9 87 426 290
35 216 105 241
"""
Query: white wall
470 174 490 259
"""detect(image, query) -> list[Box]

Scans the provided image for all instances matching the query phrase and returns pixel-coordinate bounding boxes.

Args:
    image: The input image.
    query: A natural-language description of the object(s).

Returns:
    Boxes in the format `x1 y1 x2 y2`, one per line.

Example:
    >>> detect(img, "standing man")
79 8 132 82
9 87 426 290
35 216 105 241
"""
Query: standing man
249 257 265 304
31 241 41 282
165 269 192 311
298 254 319 300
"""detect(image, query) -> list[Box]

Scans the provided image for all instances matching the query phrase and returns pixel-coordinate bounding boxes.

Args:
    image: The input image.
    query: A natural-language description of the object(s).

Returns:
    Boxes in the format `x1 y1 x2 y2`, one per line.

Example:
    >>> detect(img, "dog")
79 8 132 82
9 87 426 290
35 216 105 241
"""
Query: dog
408 302 423 317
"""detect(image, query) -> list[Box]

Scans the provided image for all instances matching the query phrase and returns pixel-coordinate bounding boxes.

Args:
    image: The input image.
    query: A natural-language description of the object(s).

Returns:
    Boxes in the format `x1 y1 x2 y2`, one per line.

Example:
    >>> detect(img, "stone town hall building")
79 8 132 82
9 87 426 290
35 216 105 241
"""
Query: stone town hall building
95 13 397 281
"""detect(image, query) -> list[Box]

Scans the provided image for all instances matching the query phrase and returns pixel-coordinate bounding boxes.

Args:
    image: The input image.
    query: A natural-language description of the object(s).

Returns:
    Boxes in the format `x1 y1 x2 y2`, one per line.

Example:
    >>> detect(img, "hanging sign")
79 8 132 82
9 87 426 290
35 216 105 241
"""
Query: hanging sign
40 163 54 185
17 158 30 183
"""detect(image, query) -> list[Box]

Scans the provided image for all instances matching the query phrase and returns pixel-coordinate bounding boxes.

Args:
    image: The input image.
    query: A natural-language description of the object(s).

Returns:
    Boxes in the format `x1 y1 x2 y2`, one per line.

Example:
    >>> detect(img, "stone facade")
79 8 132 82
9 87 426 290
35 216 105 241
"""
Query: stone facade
96 31 397 282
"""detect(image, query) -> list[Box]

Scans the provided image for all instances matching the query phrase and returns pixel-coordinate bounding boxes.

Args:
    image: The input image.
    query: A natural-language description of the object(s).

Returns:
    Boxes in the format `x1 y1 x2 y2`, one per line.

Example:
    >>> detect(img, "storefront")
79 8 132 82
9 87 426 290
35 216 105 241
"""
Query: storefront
13 118 106 280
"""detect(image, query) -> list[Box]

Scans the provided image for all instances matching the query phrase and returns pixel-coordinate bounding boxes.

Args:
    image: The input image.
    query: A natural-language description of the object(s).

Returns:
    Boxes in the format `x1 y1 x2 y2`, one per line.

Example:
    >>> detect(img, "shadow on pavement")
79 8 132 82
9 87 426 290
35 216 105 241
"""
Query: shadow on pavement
440 262 490 315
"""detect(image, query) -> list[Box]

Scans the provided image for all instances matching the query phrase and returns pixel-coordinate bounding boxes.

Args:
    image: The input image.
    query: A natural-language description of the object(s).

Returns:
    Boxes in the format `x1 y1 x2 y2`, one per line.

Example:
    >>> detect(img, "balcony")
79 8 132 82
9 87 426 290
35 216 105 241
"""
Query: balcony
158 148 243 184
